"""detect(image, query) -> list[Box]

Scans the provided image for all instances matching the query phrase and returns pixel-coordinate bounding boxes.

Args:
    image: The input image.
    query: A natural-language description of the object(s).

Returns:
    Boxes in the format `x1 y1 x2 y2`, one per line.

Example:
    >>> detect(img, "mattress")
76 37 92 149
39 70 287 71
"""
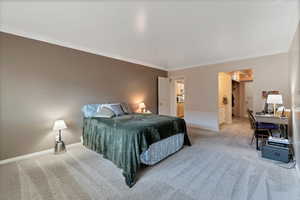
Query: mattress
140 133 184 165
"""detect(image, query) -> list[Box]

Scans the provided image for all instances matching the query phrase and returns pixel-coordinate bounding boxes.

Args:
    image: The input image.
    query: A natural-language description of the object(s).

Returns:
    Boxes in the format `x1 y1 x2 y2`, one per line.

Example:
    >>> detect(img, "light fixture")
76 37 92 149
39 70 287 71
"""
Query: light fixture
53 120 67 154
135 8 146 34
267 94 283 116
139 102 146 113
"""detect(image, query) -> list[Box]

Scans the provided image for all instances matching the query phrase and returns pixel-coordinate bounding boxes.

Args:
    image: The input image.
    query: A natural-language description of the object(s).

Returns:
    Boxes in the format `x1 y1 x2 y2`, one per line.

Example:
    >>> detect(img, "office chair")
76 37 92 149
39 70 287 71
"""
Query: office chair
247 109 279 150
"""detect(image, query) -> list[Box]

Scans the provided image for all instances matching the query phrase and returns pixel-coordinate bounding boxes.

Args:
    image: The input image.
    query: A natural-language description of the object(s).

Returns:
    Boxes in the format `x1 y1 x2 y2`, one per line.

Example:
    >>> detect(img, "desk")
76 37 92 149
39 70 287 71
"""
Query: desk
255 114 289 138
255 114 288 125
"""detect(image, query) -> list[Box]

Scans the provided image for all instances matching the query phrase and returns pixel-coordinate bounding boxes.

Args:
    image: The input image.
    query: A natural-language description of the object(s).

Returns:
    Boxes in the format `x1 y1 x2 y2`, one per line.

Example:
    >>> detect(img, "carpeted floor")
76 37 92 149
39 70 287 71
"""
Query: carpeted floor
1 119 299 200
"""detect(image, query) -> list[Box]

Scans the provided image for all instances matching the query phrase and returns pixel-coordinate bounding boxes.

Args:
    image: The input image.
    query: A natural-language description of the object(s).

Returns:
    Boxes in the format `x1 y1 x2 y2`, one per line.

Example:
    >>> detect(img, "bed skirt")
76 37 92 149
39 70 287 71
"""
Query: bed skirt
140 133 184 165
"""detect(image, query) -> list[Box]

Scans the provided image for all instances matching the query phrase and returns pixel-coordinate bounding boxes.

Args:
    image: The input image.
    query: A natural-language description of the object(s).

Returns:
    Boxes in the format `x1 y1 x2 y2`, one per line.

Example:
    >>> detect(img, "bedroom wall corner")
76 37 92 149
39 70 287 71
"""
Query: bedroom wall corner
0 32 167 160
288 20 300 176
0 33 4 160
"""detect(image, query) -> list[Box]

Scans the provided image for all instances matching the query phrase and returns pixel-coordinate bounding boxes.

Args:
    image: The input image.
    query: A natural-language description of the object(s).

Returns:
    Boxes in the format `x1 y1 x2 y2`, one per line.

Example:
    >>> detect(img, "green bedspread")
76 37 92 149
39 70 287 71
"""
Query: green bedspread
82 113 191 187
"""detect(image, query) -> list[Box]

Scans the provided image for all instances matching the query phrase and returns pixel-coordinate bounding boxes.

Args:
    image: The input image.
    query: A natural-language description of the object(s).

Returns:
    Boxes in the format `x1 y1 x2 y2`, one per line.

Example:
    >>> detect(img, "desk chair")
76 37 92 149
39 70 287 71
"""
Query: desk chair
247 109 279 150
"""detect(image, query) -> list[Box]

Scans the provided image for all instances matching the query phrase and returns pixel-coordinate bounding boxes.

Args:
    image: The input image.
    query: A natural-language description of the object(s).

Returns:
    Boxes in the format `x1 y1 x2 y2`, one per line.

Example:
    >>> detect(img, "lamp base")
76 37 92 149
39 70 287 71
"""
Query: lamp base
54 140 66 154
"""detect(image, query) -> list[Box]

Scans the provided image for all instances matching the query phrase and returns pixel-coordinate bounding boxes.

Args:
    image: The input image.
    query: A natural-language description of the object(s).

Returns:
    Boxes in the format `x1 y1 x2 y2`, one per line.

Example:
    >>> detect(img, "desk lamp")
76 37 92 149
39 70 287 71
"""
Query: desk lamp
53 120 67 154
266 94 283 116
139 102 146 113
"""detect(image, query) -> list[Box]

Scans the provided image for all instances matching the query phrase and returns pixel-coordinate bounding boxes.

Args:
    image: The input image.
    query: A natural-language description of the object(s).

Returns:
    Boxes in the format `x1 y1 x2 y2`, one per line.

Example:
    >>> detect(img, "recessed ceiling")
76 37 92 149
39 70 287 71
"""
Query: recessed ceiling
0 1 299 70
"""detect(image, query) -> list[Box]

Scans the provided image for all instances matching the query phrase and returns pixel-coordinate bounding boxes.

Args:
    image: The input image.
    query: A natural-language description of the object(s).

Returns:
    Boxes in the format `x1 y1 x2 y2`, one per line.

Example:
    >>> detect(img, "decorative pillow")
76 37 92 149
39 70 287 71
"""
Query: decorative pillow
82 104 102 117
120 102 132 114
103 103 124 116
93 107 115 118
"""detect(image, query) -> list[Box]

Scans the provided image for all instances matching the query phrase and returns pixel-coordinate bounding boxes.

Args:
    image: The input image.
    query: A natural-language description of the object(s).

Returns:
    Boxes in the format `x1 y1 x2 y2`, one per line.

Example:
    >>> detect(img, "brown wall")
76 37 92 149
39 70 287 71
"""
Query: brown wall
0 32 167 160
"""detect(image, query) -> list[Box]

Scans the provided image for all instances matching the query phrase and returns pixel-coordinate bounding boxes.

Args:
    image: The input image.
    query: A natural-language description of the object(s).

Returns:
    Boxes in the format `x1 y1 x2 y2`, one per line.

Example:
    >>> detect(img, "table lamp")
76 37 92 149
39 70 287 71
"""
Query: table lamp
266 94 283 116
139 102 146 113
53 120 67 154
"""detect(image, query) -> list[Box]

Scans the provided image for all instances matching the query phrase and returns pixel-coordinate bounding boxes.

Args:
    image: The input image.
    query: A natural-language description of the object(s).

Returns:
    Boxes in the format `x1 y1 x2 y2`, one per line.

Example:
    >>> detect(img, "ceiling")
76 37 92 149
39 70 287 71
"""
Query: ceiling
0 1 299 70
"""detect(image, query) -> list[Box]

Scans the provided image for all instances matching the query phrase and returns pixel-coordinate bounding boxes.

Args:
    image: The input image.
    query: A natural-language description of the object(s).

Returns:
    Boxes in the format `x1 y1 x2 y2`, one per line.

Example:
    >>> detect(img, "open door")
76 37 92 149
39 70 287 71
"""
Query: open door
158 77 170 115
218 72 232 125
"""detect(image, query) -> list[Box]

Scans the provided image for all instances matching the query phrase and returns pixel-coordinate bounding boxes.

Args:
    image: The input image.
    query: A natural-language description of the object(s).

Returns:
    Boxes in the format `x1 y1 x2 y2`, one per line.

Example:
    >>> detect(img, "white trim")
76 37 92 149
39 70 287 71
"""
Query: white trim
0 28 166 71
169 75 186 82
0 142 81 165
187 123 219 133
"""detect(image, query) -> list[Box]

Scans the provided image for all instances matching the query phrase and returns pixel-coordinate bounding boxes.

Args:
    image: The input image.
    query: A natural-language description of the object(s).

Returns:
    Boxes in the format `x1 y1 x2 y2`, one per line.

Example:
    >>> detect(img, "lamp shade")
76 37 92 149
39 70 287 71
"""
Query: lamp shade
139 102 146 109
53 120 67 131
266 94 283 104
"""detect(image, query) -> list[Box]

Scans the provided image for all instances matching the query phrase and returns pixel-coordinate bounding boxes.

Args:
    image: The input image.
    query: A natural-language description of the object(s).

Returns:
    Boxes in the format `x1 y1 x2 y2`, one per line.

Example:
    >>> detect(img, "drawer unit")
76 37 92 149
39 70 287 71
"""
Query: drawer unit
261 145 291 163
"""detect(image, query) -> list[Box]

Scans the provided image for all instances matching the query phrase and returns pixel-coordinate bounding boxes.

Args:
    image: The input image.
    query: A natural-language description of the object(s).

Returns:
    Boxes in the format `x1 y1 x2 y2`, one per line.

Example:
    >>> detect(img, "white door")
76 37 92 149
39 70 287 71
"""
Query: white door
158 77 170 115
218 72 232 124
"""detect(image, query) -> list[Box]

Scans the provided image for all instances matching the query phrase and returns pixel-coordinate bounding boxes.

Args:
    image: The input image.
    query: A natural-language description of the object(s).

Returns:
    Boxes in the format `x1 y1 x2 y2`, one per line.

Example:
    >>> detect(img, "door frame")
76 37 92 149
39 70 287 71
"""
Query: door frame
170 76 185 117
218 68 254 128
218 72 232 126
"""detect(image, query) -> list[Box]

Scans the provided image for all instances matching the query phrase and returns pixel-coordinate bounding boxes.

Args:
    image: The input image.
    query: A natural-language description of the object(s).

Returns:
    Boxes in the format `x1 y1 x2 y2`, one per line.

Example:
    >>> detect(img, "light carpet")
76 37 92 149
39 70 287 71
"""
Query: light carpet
0 119 299 200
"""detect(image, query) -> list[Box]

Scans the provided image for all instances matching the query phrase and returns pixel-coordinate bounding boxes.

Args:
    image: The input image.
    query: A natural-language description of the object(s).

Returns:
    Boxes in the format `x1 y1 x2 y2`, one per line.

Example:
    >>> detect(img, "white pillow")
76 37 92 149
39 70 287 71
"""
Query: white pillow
93 107 115 118
102 103 124 116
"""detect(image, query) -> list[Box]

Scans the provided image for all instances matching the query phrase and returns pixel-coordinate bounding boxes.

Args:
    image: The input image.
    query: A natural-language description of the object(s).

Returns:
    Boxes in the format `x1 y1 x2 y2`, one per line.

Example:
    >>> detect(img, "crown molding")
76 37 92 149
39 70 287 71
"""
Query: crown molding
0 27 167 71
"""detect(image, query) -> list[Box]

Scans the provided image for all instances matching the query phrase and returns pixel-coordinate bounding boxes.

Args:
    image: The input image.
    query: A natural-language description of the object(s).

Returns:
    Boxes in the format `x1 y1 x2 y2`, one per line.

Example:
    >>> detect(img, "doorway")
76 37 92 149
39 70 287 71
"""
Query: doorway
232 79 254 118
175 79 185 118
169 77 185 118
218 69 253 128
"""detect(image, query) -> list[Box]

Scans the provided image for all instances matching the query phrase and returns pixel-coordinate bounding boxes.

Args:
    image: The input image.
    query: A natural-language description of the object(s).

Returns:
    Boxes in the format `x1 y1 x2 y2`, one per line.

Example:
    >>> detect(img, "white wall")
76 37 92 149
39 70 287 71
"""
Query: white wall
245 82 254 113
169 53 290 131
289 22 300 174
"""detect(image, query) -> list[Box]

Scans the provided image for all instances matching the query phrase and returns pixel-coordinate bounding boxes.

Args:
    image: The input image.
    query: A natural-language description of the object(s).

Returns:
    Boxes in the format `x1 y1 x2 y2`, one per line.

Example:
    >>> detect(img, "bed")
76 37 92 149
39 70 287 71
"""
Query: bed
82 104 191 187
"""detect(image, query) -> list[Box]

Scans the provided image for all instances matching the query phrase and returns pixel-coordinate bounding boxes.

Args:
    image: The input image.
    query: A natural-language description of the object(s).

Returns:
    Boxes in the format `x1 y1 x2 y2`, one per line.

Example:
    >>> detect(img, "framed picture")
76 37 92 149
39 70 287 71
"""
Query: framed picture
262 90 280 99
262 91 268 99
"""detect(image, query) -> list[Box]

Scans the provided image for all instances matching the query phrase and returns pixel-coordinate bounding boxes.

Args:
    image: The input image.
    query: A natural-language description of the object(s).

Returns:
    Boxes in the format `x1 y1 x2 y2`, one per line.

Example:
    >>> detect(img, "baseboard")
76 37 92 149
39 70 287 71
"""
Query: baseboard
0 142 81 165
187 124 218 133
